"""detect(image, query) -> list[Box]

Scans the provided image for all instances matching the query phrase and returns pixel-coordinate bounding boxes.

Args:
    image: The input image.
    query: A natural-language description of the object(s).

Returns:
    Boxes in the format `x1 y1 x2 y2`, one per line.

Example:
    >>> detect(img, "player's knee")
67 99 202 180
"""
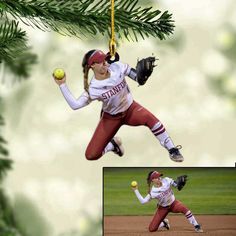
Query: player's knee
149 224 157 232
146 114 159 129
85 150 101 160
183 209 190 215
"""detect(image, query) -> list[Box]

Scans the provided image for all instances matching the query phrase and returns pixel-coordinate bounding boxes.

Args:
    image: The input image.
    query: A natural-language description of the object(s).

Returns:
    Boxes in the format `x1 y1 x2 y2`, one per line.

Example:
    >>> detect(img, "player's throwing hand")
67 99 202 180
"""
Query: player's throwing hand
131 181 138 190
53 73 66 85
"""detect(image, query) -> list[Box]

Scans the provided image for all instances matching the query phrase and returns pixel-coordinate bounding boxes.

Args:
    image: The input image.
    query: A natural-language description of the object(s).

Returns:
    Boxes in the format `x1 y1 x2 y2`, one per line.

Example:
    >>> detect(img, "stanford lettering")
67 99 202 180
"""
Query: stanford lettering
157 188 172 199
101 79 127 100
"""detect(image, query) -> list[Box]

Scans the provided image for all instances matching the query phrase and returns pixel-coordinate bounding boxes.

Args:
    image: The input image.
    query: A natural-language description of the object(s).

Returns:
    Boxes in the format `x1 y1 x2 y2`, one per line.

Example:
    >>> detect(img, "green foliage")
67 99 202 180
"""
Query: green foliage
218 25 236 61
0 190 15 227
1 0 174 41
209 25 236 110
104 168 236 215
13 195 52 236
0 20 27 62
0 19 37 80
0 158 12 181
0 108 8 154
0 109 12 182
0 0 174 80
0 190 23 236
0 190 52 236
0 114 9 158
4 49 37 80
0 101 19 235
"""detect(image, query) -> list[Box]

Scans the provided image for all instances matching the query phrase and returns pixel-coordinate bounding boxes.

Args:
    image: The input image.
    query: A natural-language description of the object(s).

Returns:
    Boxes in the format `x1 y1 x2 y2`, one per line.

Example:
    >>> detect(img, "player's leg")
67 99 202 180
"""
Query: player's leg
85 116 122 160
170 200 203 233
124 101 184 162
149 207 169 232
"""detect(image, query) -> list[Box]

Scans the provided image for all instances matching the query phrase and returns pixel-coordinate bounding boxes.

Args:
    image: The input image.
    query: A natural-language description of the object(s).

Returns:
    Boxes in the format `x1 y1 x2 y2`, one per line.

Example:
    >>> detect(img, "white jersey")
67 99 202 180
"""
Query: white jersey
134 177 176 207
150 177 176 206
59 61 133 115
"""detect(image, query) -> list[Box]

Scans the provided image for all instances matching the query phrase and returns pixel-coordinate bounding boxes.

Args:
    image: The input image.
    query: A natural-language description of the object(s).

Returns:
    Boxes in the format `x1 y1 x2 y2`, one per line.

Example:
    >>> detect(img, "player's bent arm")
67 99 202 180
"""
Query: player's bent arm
118 61 137 83
134 189 151 204
168 177 178 188
172 181 178 188
128 68 137 82
124 64 137 82
59 83 91 110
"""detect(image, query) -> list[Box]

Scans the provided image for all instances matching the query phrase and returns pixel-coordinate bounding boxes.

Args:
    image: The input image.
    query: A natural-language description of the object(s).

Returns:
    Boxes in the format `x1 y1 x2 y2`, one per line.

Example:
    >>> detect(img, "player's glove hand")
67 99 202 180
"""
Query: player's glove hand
135 56 157 85
176 175 188 191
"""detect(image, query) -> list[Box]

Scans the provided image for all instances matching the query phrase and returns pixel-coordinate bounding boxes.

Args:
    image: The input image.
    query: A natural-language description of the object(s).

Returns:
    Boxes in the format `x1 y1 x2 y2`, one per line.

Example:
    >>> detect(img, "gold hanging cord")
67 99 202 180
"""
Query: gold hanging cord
109 0 116 57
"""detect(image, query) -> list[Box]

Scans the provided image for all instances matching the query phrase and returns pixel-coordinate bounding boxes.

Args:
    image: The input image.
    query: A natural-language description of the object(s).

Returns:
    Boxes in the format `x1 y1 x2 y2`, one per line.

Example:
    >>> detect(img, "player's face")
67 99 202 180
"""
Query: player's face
152 177 162 186
91 60 108 75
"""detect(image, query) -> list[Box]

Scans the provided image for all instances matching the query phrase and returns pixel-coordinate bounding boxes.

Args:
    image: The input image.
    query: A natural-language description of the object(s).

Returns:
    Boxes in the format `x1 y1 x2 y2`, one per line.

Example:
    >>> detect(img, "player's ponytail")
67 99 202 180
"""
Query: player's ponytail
147 171 154 194
83 65 89 93
82 49 96 95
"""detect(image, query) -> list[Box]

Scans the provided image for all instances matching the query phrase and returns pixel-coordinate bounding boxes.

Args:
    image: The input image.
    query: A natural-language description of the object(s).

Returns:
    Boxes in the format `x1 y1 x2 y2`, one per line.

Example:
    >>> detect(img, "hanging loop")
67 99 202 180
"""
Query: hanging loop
106 51 120 64
109 39 116 57
110 0 115 55
107 0 119 63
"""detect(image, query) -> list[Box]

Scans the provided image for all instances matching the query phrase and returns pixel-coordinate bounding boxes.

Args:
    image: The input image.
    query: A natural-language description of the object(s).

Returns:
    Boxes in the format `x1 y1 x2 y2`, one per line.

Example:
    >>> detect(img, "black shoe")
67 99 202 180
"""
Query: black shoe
168 145 184 162
110 137 124 157
195 224 203 233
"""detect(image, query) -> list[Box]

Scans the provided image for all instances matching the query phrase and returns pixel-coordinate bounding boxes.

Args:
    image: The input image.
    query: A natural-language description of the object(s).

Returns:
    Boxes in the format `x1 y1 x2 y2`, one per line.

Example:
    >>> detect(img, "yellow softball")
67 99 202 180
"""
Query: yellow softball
131 181 138 187
53 68 65 80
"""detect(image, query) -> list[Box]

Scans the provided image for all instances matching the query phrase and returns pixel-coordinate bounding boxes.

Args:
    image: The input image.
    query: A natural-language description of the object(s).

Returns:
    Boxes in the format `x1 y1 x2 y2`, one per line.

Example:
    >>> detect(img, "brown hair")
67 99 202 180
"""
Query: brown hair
82 49 96 94
147 171 155 194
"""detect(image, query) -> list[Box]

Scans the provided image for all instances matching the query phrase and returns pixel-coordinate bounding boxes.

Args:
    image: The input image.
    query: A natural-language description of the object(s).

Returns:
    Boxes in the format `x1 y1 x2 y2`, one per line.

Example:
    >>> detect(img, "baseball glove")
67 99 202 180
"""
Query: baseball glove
176 175 188 191
135 56 156 85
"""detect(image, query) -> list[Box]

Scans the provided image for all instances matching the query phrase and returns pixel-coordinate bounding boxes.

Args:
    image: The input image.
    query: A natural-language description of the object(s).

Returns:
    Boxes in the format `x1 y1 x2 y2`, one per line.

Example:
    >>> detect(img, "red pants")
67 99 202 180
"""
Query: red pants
85 101 159 160
149 199 189 232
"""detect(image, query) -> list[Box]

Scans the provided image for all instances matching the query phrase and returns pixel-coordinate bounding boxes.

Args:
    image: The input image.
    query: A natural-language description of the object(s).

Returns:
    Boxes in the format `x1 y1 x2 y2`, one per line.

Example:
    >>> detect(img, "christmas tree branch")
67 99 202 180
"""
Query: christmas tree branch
0 158 12 180
0 19 28 62
1 0 175 41
0 113 9 159
0 111 12 181
0 19 37 79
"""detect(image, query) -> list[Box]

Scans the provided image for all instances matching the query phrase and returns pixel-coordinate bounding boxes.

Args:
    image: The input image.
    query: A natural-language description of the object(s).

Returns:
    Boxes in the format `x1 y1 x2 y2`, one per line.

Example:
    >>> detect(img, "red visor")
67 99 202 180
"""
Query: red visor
150 171 163 181
88 50 107 67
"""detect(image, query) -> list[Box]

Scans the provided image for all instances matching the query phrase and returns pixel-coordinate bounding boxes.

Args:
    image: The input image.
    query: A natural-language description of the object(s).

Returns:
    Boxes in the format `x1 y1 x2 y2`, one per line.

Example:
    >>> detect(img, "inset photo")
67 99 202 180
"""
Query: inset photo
103 167 236 236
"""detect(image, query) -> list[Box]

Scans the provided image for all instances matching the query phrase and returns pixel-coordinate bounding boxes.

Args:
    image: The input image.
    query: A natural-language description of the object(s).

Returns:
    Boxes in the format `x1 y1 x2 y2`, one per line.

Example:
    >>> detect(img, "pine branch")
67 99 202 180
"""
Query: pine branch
0 19 37 80
0 19 28 62
0 158 12 180
0 112 22 236
1 0 175 41
0 100 9 164
0 113 4 126
0 113 9 161
0 189 23 236
0 113 12 181
4 49 37 80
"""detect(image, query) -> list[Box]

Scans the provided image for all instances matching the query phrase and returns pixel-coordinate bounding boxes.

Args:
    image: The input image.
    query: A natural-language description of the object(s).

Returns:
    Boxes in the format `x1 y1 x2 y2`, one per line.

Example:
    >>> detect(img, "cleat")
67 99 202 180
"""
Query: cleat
111 137 124 157
169 145 184 162
195 225 203 233
163 219 170 230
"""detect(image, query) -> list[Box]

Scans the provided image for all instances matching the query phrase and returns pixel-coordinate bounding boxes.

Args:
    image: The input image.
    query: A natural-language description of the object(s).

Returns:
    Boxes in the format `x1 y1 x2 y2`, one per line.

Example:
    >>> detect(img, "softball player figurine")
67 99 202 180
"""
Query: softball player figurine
132 171 203 233
53 49 184 162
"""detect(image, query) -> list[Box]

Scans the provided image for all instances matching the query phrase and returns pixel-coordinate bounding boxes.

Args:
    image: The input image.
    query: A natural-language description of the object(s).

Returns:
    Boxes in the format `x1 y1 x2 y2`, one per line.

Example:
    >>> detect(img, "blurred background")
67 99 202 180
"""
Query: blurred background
0 0 236 235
